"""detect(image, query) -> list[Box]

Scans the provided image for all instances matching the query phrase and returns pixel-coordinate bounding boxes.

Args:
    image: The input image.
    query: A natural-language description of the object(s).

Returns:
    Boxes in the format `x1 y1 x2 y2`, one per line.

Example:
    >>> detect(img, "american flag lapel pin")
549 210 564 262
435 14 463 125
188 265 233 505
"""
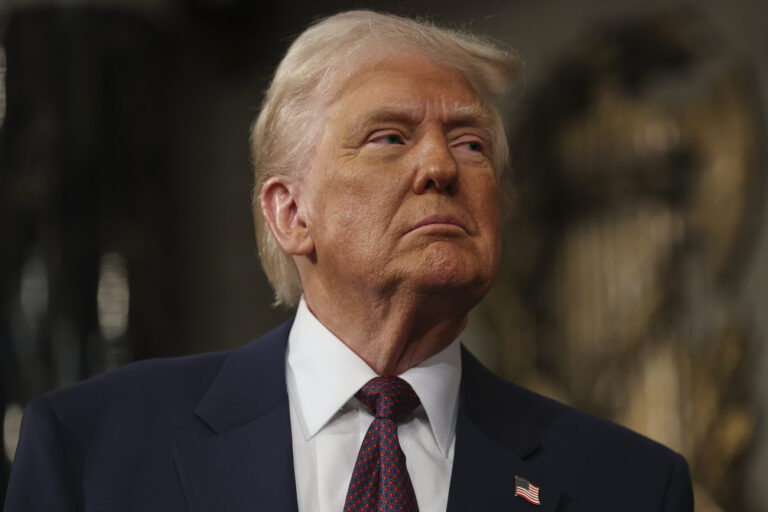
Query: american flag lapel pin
514 475 542 506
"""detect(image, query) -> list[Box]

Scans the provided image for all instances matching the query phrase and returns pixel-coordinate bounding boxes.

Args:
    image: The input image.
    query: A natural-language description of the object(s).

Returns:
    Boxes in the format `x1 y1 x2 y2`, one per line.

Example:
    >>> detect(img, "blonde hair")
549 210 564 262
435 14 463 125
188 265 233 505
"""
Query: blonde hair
250 10 518 306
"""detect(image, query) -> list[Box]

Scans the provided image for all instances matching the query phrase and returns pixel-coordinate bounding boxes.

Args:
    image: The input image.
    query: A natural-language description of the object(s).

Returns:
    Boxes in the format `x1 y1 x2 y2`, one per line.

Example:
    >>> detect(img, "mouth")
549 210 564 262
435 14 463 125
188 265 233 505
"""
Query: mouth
406 214 469 235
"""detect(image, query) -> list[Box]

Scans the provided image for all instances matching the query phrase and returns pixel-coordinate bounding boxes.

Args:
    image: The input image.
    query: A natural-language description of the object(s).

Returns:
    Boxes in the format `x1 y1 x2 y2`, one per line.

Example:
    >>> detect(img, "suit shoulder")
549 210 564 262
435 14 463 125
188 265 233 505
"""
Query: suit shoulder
504 372 680 461
552 398 670 450
36 320 294 433
462 346 677 459
50 349 227 398
39 350 229 431
539 395 691 508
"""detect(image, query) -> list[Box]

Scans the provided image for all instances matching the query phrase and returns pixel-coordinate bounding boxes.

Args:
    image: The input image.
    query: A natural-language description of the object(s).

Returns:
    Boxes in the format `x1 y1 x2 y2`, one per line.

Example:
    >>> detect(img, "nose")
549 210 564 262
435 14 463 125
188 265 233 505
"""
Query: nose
412 132 459 195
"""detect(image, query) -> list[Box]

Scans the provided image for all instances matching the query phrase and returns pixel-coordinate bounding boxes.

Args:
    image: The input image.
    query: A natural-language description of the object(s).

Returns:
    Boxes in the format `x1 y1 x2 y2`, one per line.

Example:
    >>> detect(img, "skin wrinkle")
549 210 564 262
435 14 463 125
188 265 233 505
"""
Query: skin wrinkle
264 55 501 375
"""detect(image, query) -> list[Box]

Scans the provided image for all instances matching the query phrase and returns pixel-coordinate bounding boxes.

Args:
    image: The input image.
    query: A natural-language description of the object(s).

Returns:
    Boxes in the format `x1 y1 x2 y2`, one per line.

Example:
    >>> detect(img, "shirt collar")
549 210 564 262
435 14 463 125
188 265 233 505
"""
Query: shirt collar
286 297 461 458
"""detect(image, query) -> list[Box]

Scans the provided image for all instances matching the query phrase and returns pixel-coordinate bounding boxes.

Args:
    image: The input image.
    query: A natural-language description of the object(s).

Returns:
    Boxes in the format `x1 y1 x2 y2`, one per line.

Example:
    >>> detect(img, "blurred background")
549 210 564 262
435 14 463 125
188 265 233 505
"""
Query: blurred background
1 0 766 509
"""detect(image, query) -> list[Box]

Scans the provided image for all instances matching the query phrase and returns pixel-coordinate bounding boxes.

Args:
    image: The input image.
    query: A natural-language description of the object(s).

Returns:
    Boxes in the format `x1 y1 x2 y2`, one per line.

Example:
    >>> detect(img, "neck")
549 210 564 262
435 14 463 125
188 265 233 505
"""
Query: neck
302 285 472 375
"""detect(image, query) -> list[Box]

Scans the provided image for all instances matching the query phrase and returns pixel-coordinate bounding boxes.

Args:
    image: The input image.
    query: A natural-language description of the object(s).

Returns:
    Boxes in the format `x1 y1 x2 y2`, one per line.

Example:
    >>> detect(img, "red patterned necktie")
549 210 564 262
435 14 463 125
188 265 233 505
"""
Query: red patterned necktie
344 376 421 512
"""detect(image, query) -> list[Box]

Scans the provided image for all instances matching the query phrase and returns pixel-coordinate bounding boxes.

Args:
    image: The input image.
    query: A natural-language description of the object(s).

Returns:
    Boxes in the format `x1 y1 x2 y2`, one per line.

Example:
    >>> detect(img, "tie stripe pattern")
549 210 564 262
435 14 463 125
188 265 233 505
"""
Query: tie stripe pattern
344 376 420 512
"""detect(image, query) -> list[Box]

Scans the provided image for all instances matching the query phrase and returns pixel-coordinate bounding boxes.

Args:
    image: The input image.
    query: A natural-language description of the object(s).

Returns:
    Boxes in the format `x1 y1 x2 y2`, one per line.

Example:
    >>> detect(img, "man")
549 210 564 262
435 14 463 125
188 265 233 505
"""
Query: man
5 10 693 512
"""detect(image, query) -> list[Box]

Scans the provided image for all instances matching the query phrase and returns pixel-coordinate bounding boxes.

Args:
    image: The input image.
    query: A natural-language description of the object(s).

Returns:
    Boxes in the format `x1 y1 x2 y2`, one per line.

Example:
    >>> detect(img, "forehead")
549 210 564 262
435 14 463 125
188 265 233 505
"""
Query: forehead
327 55 493 127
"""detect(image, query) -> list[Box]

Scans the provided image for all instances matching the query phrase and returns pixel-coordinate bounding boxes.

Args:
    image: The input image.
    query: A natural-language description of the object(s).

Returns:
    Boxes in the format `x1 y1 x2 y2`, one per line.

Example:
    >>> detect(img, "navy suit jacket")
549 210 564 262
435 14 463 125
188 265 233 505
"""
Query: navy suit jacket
5 319 693 511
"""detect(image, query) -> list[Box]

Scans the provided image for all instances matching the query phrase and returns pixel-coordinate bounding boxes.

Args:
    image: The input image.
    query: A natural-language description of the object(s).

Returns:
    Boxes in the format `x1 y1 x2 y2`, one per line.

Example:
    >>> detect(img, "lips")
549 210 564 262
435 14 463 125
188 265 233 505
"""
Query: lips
406 214 468 235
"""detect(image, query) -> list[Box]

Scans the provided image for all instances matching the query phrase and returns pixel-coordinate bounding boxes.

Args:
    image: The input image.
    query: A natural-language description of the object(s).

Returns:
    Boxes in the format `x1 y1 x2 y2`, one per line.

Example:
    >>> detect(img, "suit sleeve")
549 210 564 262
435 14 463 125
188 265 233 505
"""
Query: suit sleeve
4 396 83 511
661 452 694 512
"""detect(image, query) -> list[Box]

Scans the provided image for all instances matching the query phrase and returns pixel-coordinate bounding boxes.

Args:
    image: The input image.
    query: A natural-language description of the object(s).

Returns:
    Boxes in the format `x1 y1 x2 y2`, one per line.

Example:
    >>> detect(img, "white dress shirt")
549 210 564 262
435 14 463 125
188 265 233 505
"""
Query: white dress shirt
286 298 461 512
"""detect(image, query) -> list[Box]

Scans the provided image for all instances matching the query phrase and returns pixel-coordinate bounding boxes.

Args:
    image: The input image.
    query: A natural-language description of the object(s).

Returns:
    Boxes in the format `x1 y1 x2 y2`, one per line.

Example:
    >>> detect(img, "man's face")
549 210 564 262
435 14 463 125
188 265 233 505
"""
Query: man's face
300 55 502 303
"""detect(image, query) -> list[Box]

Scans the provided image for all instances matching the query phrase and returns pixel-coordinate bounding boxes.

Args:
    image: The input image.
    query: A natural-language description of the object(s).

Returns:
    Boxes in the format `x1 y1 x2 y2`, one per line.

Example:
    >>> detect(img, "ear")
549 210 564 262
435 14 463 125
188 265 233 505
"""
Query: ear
260 176 314 256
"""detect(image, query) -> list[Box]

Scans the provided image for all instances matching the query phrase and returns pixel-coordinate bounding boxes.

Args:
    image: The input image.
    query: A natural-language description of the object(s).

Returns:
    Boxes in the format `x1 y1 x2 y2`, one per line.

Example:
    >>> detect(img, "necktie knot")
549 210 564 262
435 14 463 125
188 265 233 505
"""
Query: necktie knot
355 376 420 423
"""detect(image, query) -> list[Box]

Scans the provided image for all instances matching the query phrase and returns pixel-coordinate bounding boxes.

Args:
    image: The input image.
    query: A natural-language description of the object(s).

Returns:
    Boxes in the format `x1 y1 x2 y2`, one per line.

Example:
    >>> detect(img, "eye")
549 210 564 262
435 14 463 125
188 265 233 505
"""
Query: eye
466 141 483 152
383 134 404 145
452 137 485 153
369 132 405 146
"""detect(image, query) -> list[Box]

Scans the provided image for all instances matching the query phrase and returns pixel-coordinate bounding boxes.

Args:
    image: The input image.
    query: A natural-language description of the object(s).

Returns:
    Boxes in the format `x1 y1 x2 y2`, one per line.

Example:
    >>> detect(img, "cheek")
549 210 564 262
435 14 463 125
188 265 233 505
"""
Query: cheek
315 173 399 251
470 175 501 225
469 176 502 260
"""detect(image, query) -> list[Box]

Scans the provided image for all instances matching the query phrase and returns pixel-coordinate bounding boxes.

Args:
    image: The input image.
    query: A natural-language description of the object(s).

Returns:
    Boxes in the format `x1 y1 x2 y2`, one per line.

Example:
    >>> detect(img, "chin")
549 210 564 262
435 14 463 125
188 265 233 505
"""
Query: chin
407 246 495 301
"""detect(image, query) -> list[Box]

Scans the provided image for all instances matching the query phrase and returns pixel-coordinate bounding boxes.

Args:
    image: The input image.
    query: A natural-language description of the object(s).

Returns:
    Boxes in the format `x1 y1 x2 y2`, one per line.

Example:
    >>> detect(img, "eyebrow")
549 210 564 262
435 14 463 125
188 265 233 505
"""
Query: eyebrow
445 103 497 131
351 103 496 133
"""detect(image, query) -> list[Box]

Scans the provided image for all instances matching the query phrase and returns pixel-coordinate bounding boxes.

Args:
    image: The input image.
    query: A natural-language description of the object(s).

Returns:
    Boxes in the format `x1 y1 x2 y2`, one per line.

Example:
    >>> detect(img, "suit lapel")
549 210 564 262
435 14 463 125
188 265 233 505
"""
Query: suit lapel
447 347 562 512
174 320 299 512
